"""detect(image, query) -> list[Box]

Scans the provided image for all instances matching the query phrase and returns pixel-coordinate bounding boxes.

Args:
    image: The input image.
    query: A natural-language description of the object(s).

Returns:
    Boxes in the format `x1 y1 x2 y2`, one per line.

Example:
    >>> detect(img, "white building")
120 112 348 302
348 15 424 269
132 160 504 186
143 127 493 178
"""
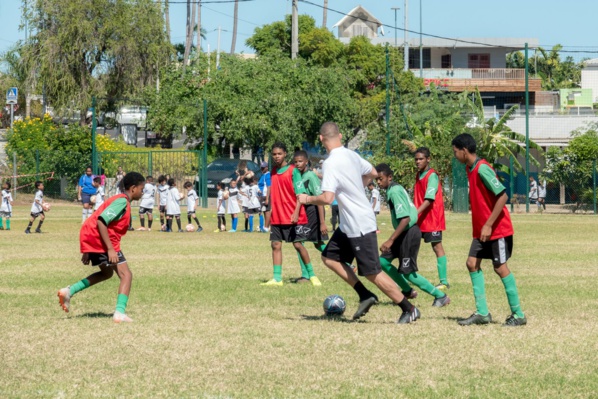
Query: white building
581 58 598 103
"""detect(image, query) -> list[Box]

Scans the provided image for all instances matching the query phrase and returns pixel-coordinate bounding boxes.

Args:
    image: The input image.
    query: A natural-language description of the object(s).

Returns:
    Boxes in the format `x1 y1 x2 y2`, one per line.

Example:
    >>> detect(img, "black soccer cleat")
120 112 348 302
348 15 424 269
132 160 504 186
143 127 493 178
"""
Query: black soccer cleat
432 294 451 307
35 229 42 234
196 227 203 233
25 229 31 234
352 296 377 320
503 314 527 327
402 289 418 299
397 306 421 324
458 312 492 326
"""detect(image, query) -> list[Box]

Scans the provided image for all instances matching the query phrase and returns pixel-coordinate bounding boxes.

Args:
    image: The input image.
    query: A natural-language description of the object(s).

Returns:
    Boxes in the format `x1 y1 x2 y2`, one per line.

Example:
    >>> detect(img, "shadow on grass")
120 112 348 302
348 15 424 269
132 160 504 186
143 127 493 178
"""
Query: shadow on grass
297 314 354 323
443 315 500 325
76 312 113 319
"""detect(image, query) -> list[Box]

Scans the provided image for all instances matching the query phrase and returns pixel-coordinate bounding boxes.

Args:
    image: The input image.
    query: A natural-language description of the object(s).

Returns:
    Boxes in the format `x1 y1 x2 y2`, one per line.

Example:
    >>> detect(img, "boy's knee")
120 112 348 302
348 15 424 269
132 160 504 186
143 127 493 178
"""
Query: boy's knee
465 258 478 271
271 241 282 251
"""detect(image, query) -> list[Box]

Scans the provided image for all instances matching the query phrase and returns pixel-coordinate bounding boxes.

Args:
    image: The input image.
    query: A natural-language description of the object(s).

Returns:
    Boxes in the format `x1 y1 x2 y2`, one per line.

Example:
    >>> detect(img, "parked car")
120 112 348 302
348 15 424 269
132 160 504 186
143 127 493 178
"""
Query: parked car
204 158 262 197
116 105 147 129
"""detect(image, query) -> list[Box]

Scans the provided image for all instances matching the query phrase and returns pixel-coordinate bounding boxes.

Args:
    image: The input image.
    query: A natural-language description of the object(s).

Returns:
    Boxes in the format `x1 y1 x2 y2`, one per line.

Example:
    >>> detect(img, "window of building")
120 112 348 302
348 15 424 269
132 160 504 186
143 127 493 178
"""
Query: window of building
468 54 490 68
441 54 452 68
409 48 431 69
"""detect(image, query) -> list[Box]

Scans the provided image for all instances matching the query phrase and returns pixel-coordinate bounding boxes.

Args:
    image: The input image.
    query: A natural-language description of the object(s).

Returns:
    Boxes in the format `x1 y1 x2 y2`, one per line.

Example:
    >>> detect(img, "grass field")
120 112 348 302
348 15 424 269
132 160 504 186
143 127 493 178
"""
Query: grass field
1 201 597 398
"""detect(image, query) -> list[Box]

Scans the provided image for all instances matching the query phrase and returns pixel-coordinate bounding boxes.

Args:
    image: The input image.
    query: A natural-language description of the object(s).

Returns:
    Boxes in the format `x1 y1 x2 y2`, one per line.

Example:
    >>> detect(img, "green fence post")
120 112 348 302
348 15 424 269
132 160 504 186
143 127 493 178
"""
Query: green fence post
148 151 153 177
35 149 40 181
593 159 596 215
385 45 390 156
91 96 98 175
201 99 208 208
510 156 514 213
524 43 530 213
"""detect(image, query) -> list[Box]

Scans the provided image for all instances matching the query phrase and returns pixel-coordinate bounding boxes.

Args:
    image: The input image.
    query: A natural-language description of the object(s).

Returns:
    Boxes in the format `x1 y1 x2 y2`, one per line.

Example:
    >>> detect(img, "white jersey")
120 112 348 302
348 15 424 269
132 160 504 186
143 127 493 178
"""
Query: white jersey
1 189 13 213
187 189 199 213
227 186 241 214
158 184 169 206
370 188 381 212
247 185 261 210
140 183 156 209
217 189 226 214
529 180 538 199
321 146 377 237
31 190 44 213
240 183 250 208
166 187 182 215
94 186 105 210
538 180 547 198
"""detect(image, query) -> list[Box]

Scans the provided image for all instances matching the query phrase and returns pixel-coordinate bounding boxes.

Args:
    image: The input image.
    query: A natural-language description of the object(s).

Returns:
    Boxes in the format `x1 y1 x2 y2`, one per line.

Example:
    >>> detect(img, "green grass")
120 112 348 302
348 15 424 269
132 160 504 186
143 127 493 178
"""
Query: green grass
1 202 597 398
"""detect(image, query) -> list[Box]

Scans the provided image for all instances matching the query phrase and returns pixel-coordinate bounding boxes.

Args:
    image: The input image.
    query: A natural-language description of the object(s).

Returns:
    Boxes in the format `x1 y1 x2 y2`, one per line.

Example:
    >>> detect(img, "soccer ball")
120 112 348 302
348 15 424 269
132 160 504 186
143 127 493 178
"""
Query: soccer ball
160 224 166 231
245 171 255 179
223 190 230 200
220 225 226 232
323 294 346 316
90 195 97 204
42 203 51 212
185 224 195 232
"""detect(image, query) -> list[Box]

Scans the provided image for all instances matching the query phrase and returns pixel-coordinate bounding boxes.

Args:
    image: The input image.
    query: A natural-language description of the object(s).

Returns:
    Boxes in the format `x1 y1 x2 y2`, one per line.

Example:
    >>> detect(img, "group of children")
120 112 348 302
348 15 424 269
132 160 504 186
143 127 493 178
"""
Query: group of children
0 180 49 234
215 170 266 233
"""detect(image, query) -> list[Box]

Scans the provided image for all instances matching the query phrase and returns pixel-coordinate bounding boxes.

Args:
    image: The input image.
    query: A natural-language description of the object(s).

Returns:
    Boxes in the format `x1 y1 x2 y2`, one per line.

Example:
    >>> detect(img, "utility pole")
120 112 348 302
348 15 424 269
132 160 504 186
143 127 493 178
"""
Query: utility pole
322 0 328 28
525 42 530 213
385 46 390 155
291 0 298 59
403 0 408 72
216 26 221 69
419 0 423 78
391 7 400 49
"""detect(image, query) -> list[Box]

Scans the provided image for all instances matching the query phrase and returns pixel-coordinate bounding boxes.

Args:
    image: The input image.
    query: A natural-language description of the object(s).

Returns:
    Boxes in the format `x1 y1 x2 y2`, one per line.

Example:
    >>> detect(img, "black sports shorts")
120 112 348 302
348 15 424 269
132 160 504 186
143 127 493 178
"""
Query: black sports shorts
468 235 513 266
323 229 381 276
381 225 422 274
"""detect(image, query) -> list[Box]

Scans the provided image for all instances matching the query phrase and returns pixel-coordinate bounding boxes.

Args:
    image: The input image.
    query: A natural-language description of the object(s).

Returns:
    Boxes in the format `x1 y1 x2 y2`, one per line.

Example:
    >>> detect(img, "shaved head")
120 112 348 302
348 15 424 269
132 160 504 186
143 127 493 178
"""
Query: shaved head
319 122 340 139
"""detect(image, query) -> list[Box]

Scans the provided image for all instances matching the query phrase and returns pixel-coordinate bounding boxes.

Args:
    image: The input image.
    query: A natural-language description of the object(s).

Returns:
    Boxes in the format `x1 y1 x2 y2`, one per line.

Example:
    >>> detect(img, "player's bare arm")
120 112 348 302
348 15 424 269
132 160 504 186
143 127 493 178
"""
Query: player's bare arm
380 217 409 253
298 191 335 206
417 199 433 214
480 191 508 242
290 199 301 224
97 220 118 264
362 167 378 187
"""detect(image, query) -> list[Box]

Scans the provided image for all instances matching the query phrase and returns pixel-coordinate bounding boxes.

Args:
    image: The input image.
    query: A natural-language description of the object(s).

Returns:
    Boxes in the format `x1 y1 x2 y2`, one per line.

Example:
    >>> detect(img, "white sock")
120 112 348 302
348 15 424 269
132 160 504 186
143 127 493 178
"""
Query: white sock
82 209 87 222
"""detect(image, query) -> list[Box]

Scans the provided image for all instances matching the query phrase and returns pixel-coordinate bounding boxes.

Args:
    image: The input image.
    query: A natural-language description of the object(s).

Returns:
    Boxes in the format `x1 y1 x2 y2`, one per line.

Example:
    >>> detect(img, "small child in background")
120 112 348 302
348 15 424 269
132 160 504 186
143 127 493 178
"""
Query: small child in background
157 175 169 229
245 175 261 233
184 181 203 232
25 181 46 234
93 177 105 211
226 179 240 232
165 178 183 232
369 182 381 233
138 176 156 231
239 178 252 232
0 182 14 230
216 182 227 232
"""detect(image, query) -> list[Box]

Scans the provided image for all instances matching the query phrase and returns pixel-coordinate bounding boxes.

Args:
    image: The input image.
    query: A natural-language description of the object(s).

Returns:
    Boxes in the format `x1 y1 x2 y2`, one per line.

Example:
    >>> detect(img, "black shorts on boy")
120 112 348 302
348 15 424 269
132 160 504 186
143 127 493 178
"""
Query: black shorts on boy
380 225 422 274
304 204 329 242
322 229 381 276
87 251 127 267
269 224 308 243
422 231 442 243
468 235 513 266
139 207 153 214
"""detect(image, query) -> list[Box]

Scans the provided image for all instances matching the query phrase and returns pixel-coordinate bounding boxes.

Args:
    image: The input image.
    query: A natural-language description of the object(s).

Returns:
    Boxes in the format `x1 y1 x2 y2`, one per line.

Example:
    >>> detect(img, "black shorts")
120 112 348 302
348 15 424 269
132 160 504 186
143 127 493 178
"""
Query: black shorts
269 224 308 243
246 207 260 215
468 236 513 266
159 205 167 213
304 204 329 242
139 207 153 215
322 229 381 276
31 211 44 218
188 210 196 216
422 231 443 243
381 225 421 274
374 211 380 215
81 193 93 205
260 197 271 212
0 211 11 218
87 251 127 267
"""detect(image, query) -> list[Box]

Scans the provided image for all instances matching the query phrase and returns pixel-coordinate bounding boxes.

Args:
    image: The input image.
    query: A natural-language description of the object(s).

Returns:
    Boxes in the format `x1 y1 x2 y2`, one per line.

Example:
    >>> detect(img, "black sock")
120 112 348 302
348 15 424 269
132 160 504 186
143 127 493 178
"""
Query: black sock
187 215 192 224
160 216 164 226
194 217 202 227
37 220 44 230
167 219 172 230
148 219 153 229
27 221 33 229
217 216 222 230
220 216 225 228
398 297 414 313
140 217 145 228
245 218 248 230
176 217 181 230
353 281 374 302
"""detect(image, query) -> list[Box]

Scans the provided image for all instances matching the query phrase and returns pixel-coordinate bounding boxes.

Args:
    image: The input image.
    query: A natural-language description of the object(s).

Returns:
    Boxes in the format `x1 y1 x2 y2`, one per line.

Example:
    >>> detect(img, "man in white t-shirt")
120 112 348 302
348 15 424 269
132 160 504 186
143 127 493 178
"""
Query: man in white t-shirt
298 122 420 324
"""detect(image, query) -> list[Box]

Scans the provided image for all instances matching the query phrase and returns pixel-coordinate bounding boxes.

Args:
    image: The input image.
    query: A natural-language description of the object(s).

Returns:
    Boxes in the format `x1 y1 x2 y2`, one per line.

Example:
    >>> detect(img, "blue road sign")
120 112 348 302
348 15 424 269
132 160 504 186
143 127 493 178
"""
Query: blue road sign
6 87 18 104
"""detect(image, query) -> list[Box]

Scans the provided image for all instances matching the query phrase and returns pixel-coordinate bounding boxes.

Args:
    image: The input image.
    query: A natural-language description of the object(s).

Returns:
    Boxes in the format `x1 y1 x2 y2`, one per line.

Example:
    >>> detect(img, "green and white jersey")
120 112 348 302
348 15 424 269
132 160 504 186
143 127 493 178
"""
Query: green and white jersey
300 170 322 196
473 159 506 195
386 183 417 230
420 170 439 200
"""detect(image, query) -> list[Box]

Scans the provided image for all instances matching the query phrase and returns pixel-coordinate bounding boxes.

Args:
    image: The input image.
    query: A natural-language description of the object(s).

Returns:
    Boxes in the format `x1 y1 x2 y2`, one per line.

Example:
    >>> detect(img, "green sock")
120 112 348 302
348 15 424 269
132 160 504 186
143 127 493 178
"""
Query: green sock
273 265 282 282
297 251 309 279
437 255 448 285
0 217 3 228
314 242 327 253
115 294 129 314
406 272 445 299
305 263 316 278
380 257 412 293
5 219 9 230
470 270 489 316
69 278 90 297
501 273 524 318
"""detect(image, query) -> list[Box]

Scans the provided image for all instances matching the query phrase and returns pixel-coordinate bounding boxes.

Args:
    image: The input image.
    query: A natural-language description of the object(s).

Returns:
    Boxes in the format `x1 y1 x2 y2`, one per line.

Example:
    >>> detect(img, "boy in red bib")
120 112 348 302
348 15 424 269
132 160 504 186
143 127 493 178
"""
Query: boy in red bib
57 172 146 323
413 147 449 290
452 134 526 327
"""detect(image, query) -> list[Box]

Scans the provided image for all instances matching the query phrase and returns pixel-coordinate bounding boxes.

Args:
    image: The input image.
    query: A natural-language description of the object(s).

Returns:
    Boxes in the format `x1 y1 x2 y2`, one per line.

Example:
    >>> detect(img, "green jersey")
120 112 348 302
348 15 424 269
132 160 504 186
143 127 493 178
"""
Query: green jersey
472 159 506 195
277 164 306 195
386 183 418 230
300 170 322 196
420 170 439 200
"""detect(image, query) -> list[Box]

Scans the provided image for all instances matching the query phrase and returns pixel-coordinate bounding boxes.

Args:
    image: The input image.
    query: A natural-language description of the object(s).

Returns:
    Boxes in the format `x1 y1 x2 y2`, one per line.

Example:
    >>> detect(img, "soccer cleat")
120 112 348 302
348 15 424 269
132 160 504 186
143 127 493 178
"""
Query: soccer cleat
397 306 421 324
136 227 146 231
309 276 322 286
113 311 133 323
503 314 527 327
57 287 71 313
352 296 377 320
177 229 184 233
458 312 492 326
0 226 4 230
432 294 451 307
35 229 42 234
196 227 203 233
402 289 418 300
294 277 310 284
25 229 31 234
260 279 283 287
435 283 450 291
128 227 135 231
227 229 236 233
147 228 152 232
213 229 221 233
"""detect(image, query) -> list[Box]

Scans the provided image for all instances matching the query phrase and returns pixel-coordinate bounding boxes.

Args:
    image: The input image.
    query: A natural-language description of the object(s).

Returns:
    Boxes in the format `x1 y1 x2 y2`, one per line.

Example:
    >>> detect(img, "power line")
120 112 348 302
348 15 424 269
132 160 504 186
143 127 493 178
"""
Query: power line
202 4 261 26
167 0 257 3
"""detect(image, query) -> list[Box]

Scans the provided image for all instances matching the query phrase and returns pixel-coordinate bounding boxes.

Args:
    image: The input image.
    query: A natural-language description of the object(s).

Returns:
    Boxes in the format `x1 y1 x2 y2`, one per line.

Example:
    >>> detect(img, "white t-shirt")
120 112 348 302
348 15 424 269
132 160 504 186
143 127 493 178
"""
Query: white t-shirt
321 146 377 237
1 189 13 213
529 180 538 199
158 184 169 206
140 183 156 209
217 189 226 214
31 190 44 213
166 187 182 215
248 185 261 209
370 188 381 212
240 183 250 208
538 180 547 198
187 189 198 212
94 186 105 210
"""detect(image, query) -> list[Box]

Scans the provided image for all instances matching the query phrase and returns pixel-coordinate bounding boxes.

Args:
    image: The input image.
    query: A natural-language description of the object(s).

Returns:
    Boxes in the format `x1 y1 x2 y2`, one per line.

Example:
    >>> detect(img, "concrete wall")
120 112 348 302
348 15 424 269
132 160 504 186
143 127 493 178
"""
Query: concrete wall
581 69 598 103
559 88 593 110
449 48 507 68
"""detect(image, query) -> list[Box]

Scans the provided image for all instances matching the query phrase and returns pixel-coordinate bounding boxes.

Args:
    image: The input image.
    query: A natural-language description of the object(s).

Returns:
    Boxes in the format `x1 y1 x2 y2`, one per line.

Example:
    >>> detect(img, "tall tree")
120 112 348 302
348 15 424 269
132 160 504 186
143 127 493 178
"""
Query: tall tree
322 0 328 28
165 0 171 42
183 0 197 67
197 1 202 53
230 0 239 54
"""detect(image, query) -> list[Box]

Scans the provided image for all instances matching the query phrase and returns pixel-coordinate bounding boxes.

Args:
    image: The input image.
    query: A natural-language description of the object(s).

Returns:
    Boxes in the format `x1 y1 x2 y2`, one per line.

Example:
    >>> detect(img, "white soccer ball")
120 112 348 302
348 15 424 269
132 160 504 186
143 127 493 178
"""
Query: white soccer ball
90 195 97 204
220 225 226 232
185 224 195 232
42 203 51 212
245 171 255 179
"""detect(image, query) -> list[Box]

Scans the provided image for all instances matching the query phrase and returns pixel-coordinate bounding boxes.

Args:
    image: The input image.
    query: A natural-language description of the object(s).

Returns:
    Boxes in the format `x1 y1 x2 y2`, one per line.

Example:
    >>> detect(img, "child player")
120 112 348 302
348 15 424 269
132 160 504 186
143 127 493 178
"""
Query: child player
375 163 450 308
138 176 156 231
157 175 169 229
57 172 145 323
226 179 240 232
184 181 203 232
0 182 13 230
165 178 183 232
293 151 324 285
452 133 526 326
25 181 46 234
261 142 316 286
244 174 261 233
413 147 449 290
215 182 227 232
368 182 381 232
93 177 105 212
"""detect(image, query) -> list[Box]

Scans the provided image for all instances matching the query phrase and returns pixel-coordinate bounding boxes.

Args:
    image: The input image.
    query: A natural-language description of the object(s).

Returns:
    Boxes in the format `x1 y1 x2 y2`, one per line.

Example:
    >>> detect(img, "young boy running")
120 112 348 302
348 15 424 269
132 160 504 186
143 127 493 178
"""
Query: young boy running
184 181 203 232
157 175 169 229
375 163 450 307
452 133 526 326
25 181 46 234
138 176 156 231
57 172 146 323
0 182 13 230
262 142 317 287
292 151 324 285
413 147 449 290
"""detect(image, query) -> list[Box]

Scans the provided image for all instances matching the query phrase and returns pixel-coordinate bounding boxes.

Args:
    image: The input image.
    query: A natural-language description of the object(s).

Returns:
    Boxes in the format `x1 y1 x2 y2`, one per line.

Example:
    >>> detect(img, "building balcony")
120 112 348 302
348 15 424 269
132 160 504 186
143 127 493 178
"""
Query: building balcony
412 68 542 93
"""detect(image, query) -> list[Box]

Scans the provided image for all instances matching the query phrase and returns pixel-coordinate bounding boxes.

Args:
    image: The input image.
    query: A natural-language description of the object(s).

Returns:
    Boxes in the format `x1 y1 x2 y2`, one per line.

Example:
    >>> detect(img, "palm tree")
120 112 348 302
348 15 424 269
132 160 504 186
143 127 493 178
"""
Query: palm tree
164 0 170 43
196 1 202 52
322 0 328 28
230 0 239 54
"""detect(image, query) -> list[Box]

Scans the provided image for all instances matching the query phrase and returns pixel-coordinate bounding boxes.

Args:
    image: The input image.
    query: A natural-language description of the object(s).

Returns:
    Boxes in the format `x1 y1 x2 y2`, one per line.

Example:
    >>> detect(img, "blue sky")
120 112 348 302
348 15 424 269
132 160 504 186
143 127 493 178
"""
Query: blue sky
0 0 597 61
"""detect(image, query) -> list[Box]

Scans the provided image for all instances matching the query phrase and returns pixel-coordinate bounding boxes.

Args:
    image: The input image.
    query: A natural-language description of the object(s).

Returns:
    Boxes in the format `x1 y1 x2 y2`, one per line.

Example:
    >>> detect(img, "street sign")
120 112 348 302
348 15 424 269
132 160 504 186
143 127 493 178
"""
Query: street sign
6 87 18 104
